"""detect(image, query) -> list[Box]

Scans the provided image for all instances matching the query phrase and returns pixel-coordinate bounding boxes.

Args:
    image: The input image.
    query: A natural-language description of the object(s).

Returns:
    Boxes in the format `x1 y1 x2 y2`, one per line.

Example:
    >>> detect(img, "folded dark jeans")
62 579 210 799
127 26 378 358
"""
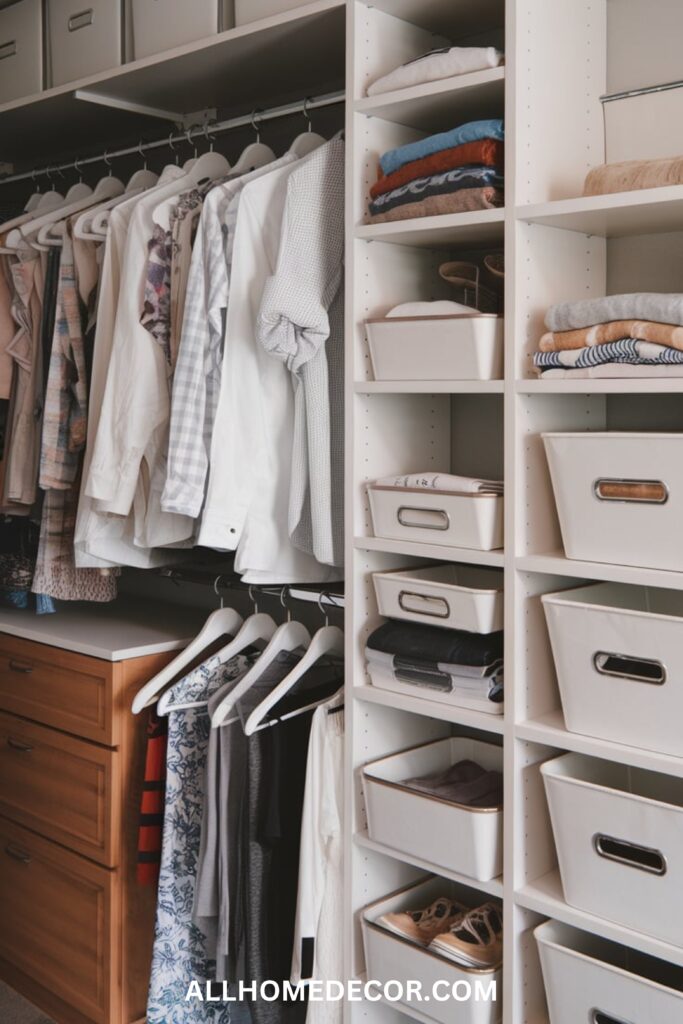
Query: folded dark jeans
367 620 504 668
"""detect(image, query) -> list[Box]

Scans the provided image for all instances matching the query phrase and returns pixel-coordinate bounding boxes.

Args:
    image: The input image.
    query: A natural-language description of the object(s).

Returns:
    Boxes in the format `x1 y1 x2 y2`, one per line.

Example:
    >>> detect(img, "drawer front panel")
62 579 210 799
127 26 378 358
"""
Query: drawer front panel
0 636 114 744
0 712 117 865
0 817 113 1023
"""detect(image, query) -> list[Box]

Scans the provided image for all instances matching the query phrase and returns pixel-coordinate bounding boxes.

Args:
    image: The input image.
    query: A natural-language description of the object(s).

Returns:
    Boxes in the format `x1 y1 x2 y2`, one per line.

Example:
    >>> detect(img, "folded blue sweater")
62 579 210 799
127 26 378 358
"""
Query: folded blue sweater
380 119 505 176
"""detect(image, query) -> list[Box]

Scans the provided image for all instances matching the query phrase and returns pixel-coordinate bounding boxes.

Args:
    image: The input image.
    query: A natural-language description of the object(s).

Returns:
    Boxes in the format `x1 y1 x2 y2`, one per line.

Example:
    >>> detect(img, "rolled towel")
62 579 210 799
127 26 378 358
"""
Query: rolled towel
380 119 505 177
367 45 503 97
584 154 683 197
546 293 683 332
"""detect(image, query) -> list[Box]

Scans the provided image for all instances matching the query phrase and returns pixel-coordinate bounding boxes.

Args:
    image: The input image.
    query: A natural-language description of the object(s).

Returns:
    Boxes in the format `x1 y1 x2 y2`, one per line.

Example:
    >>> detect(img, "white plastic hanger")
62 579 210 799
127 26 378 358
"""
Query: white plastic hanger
73 157 158 240
37 172 125 247
244 594 343 735
0 186 65 239
5 179 94 250
211 589 311 729
131 578 244 714
186 122 230 185
24 172 43 212
231 112 276 175
288 98 327 158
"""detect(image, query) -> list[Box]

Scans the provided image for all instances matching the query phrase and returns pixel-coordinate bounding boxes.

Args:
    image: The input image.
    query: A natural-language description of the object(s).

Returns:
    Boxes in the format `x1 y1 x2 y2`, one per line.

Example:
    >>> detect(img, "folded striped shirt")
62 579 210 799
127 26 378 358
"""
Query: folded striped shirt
534 338 683 370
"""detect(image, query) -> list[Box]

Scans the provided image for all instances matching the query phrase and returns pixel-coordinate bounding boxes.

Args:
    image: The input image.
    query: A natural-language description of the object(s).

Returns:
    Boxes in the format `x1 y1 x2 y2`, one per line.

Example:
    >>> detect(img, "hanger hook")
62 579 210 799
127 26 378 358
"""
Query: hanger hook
203 120 217 153
248 584 259 615
138 139 148 171
186 125 198 159
168 130 179 164
250 109 262 144
213 575 225 609
31 167 40 193
102 149 113 176
74 156 83 183
303 96 312 133
318 590 330 627
280 585 292 622
55 164 66 180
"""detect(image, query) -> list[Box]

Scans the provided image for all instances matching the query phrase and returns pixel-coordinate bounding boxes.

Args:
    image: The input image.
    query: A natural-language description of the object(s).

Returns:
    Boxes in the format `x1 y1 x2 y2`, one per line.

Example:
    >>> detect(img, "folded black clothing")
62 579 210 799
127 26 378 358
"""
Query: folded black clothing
401 759 503 808
367 620 504 668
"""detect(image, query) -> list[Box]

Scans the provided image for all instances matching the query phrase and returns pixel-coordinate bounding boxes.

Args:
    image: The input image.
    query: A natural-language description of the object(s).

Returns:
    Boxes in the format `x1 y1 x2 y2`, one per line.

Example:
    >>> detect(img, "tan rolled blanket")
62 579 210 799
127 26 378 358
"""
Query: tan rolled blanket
539 319 683 352
366 186 503 224
584 155 683 197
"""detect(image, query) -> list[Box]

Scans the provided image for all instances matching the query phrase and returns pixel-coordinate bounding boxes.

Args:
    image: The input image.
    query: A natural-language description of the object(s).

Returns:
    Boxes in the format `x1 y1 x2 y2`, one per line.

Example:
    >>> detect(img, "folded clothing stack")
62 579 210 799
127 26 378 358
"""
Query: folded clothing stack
366 620 504 708
367 119 505 225
533 292 683 379
402 758 503 808
374 471 504 495
366 45 503 97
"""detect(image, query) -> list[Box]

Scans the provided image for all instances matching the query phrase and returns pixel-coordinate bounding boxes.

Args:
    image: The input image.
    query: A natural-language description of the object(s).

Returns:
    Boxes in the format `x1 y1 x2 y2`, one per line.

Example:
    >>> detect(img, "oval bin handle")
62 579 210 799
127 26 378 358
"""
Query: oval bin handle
591 1012 630 1024
398 590 450 619
7 737 33 753
397 506 450 531
593 651 666 685
593 834 667 876
593 478 669 504
9 660 33 674
68 9 94 31
5 843 31 865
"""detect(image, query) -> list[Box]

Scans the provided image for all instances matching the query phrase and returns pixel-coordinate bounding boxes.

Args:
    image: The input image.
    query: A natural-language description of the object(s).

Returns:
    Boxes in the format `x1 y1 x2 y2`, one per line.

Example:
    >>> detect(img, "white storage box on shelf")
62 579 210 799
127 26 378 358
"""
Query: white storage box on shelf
536 920 683 1024
0 0 43 102
365 315 504 382
362 737 503 881
543 432 683 572
47 0 126 87
130 0 233 60
368 485 503 552
543 582 683 758
362 876 502 1024
373 564 504 634
235 0 312 25
542 753 683 947
367 659 503 716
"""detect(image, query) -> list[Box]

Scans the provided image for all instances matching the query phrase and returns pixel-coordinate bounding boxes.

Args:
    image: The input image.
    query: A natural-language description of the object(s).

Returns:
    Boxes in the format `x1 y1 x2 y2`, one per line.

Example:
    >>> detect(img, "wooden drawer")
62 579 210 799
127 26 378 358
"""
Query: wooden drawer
0 712 118 865
0 816 115 1024
0 634 116 745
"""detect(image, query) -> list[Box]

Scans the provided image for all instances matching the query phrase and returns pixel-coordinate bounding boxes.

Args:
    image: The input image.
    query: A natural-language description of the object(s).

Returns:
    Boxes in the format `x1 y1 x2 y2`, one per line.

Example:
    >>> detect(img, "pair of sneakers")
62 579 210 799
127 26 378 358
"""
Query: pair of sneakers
379 896 502 969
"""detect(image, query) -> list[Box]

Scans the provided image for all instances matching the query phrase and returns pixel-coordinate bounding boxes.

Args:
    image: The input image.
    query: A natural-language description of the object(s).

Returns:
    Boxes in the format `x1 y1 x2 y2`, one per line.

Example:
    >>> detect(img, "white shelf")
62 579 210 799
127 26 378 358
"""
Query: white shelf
516 871 683 968
355 536 505 567
355 67 505 132
356 208 505 248
517 709 683 779
355 831 504 898
354 684 505 734
517 378 683 394
355 380 504 394
517 186 683 238
517 551 683 590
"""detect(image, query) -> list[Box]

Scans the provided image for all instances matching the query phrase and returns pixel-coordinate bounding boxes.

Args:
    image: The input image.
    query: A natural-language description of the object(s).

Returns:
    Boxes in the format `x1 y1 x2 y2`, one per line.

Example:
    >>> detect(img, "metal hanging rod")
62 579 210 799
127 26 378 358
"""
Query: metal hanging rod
600 77 683 105
158 565 345 609
0 90 345 186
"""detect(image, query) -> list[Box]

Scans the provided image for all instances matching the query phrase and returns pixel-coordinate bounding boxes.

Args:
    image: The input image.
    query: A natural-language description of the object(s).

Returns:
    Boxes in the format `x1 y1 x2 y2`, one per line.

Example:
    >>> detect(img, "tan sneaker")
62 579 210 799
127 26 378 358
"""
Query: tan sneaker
378 896 466 947
429 901 503 968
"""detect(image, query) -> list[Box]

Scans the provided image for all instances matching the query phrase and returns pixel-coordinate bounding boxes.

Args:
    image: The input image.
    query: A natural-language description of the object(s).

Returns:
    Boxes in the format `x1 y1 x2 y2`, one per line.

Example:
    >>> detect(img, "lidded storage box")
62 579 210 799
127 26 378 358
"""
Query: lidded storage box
365 315 504 382
131 0 233 60
0 0 43 102
373 564 504 634
47 0 126 87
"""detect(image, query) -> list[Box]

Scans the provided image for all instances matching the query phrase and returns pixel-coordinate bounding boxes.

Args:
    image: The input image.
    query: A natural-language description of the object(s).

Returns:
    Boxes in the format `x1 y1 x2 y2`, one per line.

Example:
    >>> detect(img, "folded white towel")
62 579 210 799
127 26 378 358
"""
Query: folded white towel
372 472 503 495
386 300 477 318
367 46 503 97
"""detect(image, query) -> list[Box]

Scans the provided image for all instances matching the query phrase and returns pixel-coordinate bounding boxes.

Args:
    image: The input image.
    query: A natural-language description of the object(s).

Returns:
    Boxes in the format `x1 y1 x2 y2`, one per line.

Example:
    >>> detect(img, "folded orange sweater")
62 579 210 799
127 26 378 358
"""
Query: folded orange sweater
371 139 504 199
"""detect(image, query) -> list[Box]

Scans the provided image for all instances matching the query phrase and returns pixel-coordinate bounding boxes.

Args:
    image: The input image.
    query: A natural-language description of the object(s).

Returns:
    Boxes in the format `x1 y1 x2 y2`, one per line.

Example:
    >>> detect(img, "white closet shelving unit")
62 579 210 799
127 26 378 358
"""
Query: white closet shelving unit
1 1 682 1023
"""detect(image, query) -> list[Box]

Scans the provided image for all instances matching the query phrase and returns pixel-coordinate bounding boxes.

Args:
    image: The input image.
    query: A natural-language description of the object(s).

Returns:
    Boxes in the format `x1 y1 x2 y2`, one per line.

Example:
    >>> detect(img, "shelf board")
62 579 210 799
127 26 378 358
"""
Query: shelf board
355 67 505 132
358 0 504 39
516 871 683 968
355 536 505 567
354 831 504 898
516 551 683 590
517 186 683 238
354 684 505 734
356 208 505 249
517 709 683 778
0 0 345 166
355 380 504 394
517 377 683 394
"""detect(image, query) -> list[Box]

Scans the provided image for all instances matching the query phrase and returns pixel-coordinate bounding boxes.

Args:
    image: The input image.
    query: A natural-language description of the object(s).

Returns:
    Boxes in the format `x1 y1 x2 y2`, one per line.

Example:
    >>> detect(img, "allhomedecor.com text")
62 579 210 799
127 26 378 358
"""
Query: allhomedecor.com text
187 979 498 1004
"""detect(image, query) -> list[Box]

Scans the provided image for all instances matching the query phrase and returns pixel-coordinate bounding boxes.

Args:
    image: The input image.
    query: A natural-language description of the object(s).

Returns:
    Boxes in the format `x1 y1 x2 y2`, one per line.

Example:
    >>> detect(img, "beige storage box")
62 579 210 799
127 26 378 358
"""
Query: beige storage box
543 431 683 572
365 315 504 382
368 484 503 552
130 0 233 60
536 920 683 1024
542 752 683 947
0 0 43 103
543 582 683 758
235 0 313 25
373 564 504 634
47 0 126 87
362 876 501 1024
367 660 503 716
362 737 503 881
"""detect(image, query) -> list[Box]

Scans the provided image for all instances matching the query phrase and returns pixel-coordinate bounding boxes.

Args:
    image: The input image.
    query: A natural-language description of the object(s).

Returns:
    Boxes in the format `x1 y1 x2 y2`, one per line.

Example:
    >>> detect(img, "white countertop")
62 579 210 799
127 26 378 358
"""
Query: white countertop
0 600 205 661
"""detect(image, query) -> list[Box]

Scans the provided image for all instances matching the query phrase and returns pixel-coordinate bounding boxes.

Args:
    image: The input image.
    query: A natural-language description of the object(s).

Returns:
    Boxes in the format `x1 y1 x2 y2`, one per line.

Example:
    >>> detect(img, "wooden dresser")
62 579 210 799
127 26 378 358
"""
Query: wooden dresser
0 602 201 1024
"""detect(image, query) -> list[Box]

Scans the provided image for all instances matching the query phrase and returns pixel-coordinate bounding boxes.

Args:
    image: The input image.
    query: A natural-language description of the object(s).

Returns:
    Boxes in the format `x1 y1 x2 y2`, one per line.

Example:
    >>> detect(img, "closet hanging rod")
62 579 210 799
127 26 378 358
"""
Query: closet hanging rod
0 89 345 186
600 77 683 104
158 566 345 609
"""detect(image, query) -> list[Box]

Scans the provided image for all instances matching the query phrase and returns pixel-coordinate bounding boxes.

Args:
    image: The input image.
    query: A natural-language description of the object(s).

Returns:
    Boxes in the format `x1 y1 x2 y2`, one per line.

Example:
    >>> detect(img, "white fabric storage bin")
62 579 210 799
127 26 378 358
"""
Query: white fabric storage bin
235 0 312 25
368 486 503 552
542 752 683 946
536 920 683 1024
362 876 501 1024
47 1 124 87
543 432 683 571
365 315 504 382
367 661 504 716
373 564 504 634
362 737 503 881
543 582 683 757
0 0 43 102
130 0 233 60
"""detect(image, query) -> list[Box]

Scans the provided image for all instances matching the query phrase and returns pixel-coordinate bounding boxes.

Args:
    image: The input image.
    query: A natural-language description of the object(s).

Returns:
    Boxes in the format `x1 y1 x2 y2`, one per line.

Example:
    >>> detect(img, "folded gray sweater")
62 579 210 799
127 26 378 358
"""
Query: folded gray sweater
546 293 683 332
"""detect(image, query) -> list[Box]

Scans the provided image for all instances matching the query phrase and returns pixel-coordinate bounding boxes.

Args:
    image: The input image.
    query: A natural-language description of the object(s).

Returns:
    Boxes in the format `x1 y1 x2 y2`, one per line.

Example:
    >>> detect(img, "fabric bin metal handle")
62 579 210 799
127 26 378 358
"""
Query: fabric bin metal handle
593 478 669 504
0 40 17 61
591 1011 630 1024
68 8 94 31
8 659 33 674
593 651 666 685
593 833 667 876
398 590 450 619
4 843 31 865
7 737 33 753
397 506 450 531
